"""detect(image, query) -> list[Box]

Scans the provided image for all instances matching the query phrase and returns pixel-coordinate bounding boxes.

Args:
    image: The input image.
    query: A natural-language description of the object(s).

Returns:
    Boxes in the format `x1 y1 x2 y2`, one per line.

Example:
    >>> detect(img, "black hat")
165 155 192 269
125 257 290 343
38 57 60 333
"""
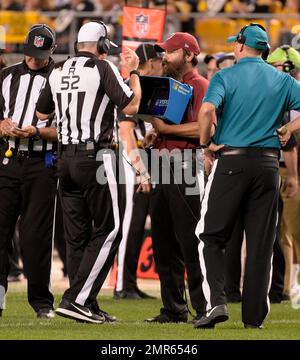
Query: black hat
204 52 226 65
135 43 163 65
24 24 56 59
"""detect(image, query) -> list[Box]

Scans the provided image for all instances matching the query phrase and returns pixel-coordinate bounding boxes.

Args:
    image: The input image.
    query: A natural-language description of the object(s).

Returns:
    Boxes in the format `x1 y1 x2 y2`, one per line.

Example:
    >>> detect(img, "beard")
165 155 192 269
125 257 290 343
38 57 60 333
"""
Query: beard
162 55 186 80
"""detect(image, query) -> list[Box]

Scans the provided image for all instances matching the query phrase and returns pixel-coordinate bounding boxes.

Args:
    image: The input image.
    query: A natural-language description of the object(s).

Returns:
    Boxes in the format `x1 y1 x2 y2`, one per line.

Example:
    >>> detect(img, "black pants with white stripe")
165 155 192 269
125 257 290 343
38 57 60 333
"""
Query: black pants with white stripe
117 189 150 292
197 153 279 326
150 155 206 316
58 148 123 308
116 152 150 292
225 200 285 303
123 191 150 290
224 215 243 302
0 152 55 312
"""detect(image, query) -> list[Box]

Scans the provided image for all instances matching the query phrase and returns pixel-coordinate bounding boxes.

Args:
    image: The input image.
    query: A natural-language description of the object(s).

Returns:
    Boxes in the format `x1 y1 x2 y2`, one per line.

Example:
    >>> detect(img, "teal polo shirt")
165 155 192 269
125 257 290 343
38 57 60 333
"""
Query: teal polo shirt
204 57 300 148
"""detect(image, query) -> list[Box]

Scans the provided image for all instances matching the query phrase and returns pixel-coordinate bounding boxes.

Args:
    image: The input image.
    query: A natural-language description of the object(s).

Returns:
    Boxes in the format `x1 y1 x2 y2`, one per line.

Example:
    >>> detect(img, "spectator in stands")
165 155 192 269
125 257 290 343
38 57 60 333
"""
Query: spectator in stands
204 52 225 81
174 1 198 36
285 0 299 12
96 0 123 53
200 0 227 13
0 0 23 10
58 0 95 12
204 52 235 81
55 0 95 53
225 0 286 13
22 0 54 11
154 1 197 38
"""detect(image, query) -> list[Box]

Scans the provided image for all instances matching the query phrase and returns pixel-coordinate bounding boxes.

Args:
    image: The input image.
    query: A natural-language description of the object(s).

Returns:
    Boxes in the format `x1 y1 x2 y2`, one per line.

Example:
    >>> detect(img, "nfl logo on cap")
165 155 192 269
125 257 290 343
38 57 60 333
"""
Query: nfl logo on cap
34 36 45 48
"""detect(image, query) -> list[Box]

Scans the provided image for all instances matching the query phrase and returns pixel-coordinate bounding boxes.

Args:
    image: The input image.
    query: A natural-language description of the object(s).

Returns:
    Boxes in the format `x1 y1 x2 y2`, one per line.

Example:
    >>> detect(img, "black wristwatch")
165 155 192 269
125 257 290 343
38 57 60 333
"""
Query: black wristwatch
129 70 140 77
33 127 41 141
199 140 212 149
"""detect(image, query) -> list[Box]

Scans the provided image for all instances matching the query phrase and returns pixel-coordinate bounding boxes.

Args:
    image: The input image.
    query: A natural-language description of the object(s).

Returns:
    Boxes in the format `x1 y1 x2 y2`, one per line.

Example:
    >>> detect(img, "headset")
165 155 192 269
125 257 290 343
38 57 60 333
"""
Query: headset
236 23 266 45
236 22 270 60
97 21 111 54
74 21 111 55
25 24 57 54
280 45 295 73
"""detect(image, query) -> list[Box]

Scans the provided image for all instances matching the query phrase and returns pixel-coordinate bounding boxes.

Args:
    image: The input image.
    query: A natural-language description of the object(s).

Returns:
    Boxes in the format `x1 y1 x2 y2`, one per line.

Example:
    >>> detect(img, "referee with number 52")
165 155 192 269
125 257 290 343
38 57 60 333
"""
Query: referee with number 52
36 21 141 323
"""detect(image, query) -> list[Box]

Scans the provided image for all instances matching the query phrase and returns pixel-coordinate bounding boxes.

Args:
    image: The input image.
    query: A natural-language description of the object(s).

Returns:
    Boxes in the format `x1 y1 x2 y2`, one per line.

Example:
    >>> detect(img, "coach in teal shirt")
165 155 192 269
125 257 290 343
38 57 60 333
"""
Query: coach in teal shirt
202 24 300 148
194 24 300 331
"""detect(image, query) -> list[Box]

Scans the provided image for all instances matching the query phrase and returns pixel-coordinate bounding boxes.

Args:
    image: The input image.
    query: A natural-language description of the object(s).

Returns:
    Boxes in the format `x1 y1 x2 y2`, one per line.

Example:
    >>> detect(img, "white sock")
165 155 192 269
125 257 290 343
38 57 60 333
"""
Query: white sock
0 285 5 309
291 264 300 289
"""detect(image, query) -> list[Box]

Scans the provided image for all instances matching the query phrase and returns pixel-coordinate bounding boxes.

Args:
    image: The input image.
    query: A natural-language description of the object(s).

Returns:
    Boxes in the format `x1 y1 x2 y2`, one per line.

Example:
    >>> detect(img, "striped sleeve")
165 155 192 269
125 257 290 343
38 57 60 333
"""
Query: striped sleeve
0 69 4 120
36 78 55 115
98 60 134 110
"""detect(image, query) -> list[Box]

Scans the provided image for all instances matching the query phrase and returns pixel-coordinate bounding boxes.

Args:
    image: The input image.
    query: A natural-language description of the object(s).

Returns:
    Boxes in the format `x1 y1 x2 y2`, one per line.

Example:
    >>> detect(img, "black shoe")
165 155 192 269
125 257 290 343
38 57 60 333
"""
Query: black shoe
145 309 188 323
189 312 204 324
114 290 142 300
244 323 263 329
0 309 2 317
56 299 105 324
89 301 117 322
37 308 55 319
96 309 117 323
136 288 156 299
282 294 290 301
114 290 128 299
194 304 229 329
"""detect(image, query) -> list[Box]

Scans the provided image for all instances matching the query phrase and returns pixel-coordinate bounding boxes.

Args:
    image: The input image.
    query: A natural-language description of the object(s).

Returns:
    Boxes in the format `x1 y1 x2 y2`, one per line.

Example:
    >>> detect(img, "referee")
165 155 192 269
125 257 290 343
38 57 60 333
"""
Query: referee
195 24 300 329
0 24 57 318
115 43 161 300
36 21 141 323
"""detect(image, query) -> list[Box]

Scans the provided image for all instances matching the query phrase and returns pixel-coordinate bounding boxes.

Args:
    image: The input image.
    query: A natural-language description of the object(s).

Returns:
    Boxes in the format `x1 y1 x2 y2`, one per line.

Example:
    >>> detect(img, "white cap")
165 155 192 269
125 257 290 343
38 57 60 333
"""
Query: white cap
77 22 117 47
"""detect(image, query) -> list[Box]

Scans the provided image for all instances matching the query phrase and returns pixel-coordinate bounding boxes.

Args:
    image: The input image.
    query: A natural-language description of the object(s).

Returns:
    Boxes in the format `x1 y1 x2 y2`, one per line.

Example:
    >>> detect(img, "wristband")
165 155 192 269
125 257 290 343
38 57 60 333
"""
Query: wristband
129 70 140 77
33 127 41 141
138 170 148 177
199 140 212 149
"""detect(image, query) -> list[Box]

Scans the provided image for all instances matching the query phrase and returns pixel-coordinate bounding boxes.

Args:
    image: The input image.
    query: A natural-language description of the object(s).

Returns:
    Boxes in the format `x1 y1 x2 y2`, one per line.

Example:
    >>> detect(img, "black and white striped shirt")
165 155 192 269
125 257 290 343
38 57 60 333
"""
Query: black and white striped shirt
0 59 56 151
36 52 134 145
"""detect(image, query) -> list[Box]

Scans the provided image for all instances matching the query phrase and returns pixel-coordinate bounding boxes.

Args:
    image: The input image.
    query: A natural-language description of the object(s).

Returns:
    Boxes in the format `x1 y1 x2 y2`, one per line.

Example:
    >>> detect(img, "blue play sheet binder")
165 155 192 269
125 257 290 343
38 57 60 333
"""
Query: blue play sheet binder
138 76 193 124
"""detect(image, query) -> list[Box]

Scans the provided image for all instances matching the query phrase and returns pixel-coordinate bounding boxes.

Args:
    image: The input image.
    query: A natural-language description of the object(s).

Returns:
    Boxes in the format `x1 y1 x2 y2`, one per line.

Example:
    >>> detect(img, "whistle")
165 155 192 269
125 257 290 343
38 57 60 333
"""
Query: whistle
5 146 12 158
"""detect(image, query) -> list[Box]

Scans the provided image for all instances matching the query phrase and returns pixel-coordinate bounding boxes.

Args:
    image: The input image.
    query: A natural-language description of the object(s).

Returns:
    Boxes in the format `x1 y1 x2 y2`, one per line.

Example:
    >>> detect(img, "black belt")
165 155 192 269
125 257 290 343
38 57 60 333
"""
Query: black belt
217 147 279 159
61 143 116 153
9 148 45 159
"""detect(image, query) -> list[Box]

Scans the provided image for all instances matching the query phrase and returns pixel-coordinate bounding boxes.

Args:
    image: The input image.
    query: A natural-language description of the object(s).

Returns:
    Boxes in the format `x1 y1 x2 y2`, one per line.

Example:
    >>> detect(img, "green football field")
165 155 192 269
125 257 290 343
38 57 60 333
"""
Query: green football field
1 290 300 340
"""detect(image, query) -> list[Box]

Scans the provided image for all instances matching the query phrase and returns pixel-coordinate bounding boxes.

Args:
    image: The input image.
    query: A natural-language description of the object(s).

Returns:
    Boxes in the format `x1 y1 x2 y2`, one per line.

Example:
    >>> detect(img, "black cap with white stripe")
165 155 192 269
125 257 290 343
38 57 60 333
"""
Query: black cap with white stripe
135 43 163 65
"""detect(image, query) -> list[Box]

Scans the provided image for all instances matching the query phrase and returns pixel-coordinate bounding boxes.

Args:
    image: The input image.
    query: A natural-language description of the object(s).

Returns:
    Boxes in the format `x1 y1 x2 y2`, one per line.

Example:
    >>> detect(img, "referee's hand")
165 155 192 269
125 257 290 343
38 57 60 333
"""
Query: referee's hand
136 172 151 193
277 126 291 147
121 47 140 74
282 175 299 198
9 125 36 139
207 142 224 152
0 118 18 137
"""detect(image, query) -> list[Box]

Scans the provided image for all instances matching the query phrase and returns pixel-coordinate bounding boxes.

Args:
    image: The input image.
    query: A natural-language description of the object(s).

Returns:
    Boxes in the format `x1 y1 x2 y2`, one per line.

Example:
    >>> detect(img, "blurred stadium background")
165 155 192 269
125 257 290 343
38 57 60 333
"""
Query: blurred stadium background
1 1 300 69
1 0 300 340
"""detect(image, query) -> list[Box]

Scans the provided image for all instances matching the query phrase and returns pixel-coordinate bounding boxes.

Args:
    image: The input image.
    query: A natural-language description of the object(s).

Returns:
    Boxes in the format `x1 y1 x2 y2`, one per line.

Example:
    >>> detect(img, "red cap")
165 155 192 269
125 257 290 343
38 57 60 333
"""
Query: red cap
155 32 200 55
